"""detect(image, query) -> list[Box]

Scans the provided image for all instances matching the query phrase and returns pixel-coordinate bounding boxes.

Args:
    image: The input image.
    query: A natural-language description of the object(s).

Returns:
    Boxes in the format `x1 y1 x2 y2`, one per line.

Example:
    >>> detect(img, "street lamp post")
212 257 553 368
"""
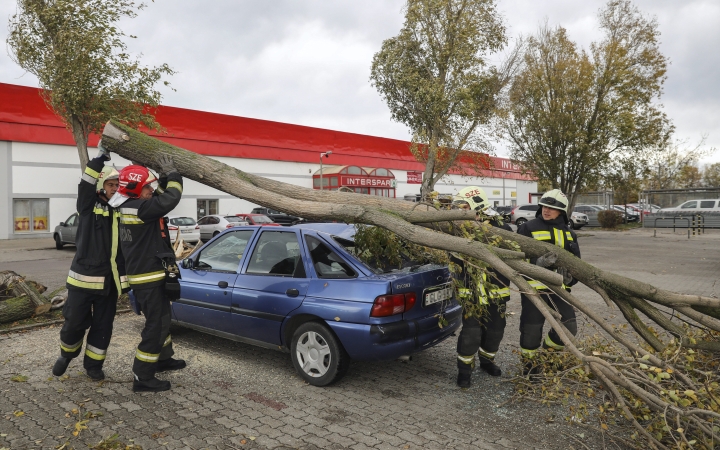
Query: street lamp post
319 151 332 190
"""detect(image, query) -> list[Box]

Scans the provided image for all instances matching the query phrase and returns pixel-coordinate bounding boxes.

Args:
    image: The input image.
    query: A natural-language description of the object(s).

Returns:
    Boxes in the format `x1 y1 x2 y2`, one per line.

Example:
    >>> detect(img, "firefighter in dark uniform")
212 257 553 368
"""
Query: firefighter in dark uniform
110 155 185 392
52 144 130 381
516 189 581 375
453 186 513 388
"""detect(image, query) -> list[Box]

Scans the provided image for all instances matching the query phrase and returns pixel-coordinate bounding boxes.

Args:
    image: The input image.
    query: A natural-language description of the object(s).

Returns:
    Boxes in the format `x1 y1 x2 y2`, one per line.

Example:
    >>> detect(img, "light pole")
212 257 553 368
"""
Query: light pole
319 151 332 190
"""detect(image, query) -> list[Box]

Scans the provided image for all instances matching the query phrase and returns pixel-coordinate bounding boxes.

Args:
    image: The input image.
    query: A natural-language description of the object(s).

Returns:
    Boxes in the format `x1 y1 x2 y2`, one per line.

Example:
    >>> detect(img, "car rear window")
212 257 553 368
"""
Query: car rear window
519 205 538 211
305 236 356 279
700 201 716 208
225 216 245 222
251 215 274 223
170 217 195 226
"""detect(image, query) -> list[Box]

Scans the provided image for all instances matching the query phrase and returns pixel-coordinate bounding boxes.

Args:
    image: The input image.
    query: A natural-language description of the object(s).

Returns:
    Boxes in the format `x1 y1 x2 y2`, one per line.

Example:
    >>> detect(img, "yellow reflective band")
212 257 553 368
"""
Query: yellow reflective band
93 206 110 217
135 349 160 362
163 335 172 347
545 335 564 350
85 345 107 361
110 210 121 293
457 354 475 364
60 339 83 353
81 173 96 184
119 214 144 225
165 181 183 193
478 348 496 359
127 270 166 284
554 228 565 249
521 348 537 358
531 231 551 240
527 280 548 291
66 272 105 290
84 166 99 179
566 231 574 241
489 287 510 297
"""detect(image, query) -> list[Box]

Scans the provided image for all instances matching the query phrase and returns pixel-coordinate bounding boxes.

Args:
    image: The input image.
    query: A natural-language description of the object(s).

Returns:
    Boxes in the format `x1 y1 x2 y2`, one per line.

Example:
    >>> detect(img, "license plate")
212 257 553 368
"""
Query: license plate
181 229 192 233
424 283 453 306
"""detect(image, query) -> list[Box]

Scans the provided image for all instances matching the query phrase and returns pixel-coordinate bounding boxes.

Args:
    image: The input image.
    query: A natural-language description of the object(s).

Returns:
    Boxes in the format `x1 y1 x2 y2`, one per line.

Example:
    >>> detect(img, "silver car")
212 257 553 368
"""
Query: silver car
54 213 79 249
510 204 539 225
196 215 250 241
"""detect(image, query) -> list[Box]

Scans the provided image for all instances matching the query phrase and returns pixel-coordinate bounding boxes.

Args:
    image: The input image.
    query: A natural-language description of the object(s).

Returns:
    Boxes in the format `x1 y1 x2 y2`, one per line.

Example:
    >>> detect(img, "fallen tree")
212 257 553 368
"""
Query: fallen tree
0 271 53 324
103 121 720 448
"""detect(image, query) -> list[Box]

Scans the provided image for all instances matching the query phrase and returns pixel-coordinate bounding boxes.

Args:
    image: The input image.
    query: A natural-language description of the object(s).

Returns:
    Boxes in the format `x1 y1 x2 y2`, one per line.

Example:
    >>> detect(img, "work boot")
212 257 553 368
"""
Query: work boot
86 368 105 381
478 356 502 377
52 357 71 376
157 358 186 373
133 377 171 393
457 368 472 388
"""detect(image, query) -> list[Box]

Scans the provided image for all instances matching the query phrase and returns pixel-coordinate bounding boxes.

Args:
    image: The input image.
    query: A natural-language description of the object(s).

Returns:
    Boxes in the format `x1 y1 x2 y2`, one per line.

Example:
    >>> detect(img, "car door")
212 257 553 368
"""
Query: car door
172 229 256 334
231 229 309 344
64 213 78 244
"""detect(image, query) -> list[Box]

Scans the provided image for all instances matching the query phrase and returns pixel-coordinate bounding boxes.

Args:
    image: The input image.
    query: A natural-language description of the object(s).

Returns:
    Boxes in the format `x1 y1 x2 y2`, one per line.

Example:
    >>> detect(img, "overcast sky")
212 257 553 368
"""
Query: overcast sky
2 0 719 163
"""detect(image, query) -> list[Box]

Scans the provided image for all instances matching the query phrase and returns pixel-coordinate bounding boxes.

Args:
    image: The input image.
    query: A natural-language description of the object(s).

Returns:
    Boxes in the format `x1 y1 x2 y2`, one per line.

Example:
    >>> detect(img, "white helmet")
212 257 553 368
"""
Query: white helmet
455 186 490 212
97 166 119 192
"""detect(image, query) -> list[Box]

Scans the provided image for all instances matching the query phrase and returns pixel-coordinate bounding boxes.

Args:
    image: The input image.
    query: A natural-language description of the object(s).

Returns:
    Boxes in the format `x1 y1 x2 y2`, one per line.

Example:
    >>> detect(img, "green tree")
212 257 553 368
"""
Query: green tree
644 138 712 189
7 0 174 169
370 0 513 199
703 162 720 188
503 0 671 209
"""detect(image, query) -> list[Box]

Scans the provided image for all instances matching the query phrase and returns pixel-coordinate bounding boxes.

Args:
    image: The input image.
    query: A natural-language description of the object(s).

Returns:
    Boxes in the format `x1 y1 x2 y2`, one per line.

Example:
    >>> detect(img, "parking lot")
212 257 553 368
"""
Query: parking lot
1 228 719 449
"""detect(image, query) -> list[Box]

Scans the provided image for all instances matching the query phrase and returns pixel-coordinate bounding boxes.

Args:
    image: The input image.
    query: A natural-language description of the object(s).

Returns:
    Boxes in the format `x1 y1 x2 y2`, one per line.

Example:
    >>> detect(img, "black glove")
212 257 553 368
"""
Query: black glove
534 252 557 268
557 267 573 285
157 154 177 175
96 140 111 161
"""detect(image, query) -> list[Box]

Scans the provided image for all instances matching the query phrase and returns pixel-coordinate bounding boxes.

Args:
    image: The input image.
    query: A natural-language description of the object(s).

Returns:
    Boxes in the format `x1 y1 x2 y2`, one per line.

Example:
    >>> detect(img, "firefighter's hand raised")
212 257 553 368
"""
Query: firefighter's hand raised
157 154 177 175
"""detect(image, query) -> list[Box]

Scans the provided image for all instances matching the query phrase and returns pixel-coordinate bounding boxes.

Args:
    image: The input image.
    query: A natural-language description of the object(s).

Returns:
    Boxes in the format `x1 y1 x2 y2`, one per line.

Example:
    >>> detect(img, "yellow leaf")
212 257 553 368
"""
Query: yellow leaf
71 409 78 415
666 368 673 373
13 411 24 417
601 423 608 430
677 428 684 433
249 436 256 441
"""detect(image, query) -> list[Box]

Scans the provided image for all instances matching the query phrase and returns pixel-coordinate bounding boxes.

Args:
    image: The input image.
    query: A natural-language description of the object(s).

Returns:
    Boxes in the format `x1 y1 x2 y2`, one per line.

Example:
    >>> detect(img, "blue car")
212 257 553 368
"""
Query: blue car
134 223 461 386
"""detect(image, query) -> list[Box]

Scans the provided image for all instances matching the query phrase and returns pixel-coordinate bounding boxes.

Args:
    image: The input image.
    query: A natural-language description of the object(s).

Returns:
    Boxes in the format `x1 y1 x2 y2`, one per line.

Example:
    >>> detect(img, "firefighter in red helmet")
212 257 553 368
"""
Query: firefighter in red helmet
109 155 185 392
52 143 129 381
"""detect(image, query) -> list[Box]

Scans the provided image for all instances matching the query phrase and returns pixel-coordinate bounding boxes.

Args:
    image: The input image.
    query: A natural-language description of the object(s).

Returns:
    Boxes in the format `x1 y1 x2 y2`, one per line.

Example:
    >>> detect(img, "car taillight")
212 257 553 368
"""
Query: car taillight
195 225 200 229
226 224 234 228
370 293 416 317
168 225 178 231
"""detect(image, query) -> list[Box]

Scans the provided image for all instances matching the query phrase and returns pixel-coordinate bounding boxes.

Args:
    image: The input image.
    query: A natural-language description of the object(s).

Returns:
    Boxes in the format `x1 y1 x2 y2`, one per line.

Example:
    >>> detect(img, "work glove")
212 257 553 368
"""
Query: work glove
96 140 111 161
157 154 177 175
534 252 557 268
557 267 573 285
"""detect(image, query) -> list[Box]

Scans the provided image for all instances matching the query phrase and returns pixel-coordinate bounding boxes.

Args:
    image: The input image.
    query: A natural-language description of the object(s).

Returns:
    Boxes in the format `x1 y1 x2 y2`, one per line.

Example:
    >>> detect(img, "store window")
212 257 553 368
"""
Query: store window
13 199 49 233
197 199 218 220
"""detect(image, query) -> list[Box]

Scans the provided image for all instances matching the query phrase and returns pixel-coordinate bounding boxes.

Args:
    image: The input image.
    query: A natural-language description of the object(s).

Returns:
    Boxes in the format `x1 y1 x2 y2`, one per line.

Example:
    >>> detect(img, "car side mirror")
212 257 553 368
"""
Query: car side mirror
59 222 65 227
181 258 194 269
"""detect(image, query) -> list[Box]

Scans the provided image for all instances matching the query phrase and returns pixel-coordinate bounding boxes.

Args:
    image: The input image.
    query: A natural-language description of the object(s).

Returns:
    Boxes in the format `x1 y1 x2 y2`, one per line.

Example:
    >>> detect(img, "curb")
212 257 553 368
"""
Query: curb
0 308 134 335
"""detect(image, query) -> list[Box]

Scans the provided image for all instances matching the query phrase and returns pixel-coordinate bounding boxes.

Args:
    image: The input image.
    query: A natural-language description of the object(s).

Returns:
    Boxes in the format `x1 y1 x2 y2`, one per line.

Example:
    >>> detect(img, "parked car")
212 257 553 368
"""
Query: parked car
144 223 462 386
250 207 304 226
659 199 720 213
53 213 79 249
196 215 250 241
236 213 281 226
494 206 513 223
510 204 539 225
167 216 201 244
569 211 588 229
611 205 639 222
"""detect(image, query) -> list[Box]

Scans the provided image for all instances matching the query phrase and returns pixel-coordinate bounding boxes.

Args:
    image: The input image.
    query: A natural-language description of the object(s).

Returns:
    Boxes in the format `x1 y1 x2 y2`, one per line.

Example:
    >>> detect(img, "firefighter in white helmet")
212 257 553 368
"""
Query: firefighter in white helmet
516 188 581 377
453 186 512 388
53 143 129 381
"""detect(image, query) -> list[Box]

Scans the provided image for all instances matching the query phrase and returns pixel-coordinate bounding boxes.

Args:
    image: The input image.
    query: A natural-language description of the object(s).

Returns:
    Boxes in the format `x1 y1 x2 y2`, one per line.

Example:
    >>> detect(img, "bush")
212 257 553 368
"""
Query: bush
597 209 623 228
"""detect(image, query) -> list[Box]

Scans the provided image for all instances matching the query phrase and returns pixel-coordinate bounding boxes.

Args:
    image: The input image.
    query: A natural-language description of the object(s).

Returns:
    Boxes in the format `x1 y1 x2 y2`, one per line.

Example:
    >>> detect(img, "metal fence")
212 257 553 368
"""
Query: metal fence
575 191 614 209
639 188 720 209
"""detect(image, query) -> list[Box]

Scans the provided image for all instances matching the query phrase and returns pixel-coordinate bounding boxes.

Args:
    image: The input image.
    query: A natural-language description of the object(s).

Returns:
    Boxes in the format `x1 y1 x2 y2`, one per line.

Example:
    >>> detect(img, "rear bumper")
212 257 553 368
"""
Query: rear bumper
327 303 462 361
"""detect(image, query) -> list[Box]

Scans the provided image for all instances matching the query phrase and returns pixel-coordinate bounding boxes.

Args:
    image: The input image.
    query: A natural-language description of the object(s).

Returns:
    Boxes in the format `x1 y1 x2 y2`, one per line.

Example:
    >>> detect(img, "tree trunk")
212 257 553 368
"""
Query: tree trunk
0 271 52 323
71 114 89 171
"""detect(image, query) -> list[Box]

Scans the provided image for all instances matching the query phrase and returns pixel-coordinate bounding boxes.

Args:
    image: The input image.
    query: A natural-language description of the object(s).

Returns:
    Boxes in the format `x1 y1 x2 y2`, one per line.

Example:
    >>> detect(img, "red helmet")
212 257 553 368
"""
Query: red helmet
118 165 158 198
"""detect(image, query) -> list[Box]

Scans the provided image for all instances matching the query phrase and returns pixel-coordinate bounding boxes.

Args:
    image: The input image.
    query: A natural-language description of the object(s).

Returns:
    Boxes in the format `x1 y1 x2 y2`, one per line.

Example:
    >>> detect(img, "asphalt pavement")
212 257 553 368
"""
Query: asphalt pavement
0 228 718 449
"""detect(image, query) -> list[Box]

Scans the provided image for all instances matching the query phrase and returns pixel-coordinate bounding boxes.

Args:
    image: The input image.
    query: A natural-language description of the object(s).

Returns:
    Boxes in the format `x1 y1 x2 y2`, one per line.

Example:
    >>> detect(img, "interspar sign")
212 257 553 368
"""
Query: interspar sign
340 176 393 187
406 171 423 184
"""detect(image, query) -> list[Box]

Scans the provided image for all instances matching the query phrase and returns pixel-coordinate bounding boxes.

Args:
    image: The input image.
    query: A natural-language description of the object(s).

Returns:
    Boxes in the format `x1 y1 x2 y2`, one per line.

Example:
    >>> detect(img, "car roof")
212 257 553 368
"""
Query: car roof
293 222 356 239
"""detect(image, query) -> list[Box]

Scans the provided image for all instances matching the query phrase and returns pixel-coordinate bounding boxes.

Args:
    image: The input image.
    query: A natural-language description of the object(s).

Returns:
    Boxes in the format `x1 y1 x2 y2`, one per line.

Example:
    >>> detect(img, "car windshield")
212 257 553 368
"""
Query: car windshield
251 215 274 223
225 216 245 222
170 217 195 226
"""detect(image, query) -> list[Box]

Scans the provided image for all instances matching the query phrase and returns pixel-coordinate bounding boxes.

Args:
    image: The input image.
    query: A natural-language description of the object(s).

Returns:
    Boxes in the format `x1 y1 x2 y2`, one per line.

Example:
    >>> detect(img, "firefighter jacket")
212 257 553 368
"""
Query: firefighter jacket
67 157 129 295
118 173 183 289
452 216 513 303
516 215 581 291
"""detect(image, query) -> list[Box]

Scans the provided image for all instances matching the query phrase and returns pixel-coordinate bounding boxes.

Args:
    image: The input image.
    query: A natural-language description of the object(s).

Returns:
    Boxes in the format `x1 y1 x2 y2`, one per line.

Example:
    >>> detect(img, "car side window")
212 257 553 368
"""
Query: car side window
700 201 715 208
246 232 304 277
195 230 254 272
305 235 357 279
197 217 208 225
209 216 219 225
680 201 697 209
66 214 77 226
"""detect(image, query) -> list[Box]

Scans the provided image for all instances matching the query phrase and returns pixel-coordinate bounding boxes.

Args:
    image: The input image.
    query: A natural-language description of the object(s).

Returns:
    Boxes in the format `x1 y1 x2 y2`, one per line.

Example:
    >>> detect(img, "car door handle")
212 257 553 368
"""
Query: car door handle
286 288 299 297
218 281 229 289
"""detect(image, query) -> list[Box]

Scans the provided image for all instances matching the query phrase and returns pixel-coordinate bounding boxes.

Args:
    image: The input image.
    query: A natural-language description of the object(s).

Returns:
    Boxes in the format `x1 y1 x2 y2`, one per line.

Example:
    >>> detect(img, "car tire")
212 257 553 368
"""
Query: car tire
290 322 349 387
54 234 64 250
515 218 527 226
212 231 220 237
568 220 575 229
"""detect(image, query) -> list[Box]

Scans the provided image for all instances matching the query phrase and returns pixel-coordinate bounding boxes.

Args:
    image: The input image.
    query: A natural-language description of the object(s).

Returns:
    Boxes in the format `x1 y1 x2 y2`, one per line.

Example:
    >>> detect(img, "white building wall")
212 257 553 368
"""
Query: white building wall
1 141 537 240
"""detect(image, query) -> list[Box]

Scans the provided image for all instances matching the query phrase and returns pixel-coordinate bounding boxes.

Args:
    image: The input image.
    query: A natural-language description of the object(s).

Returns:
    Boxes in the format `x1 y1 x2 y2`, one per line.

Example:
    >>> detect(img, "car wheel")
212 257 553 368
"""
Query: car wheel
568 220 575 229
515 218 527 226
54 234 64 250
291 322 349 387
212 231 220 237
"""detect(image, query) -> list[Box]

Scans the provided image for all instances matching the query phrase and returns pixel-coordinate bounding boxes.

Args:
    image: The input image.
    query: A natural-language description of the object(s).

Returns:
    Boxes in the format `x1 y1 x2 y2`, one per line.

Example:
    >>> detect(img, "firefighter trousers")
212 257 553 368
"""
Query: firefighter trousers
132 284 174 380
59 281 118 370
519 291 577 355
457 296 509 369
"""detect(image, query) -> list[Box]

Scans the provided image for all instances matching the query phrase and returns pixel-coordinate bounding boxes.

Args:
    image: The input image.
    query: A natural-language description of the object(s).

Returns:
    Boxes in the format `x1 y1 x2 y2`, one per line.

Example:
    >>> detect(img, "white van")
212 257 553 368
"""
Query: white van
660 199 720 213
